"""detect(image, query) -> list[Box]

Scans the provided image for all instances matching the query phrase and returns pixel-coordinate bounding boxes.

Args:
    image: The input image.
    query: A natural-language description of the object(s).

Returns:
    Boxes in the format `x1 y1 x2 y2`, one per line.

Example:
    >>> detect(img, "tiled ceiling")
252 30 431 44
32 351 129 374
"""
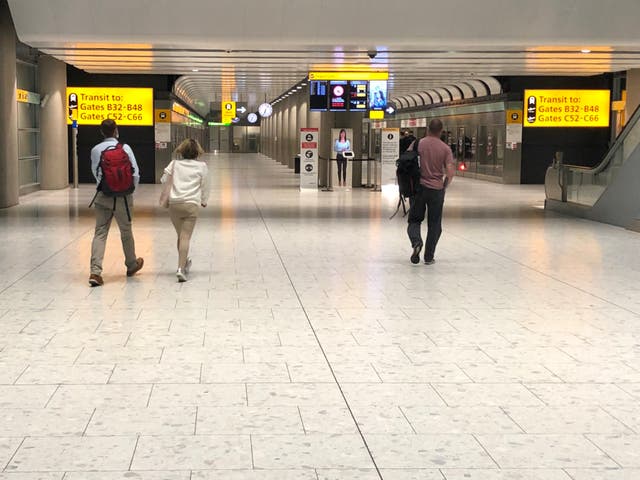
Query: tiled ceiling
8 0 640 115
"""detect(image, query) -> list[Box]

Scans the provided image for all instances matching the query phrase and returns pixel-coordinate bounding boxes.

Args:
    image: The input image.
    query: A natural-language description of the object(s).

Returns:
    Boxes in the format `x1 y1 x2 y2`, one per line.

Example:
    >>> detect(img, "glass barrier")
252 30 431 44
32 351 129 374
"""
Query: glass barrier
563 105 640 207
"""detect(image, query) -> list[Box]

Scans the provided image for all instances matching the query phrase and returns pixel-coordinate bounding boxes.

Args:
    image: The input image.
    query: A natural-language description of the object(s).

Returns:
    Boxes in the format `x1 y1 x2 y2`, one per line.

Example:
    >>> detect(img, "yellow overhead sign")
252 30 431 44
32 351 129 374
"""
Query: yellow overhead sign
222 101 236 124
369 110 384 119
17 89 29 103
17 88 40 104
524 89 610 128
66 87 153 126
506 110 522 124
172 102 190 117
309 71 389 81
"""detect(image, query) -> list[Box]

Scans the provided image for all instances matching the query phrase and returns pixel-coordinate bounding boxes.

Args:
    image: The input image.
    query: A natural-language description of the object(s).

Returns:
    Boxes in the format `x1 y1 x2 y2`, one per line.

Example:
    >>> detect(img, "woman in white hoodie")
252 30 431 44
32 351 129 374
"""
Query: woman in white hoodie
161 138 210 282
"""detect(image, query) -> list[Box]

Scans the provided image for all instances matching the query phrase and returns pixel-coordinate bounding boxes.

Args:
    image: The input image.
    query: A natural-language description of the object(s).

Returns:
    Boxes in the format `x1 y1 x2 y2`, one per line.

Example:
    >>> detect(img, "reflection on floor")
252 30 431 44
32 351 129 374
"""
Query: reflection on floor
0 153 639 479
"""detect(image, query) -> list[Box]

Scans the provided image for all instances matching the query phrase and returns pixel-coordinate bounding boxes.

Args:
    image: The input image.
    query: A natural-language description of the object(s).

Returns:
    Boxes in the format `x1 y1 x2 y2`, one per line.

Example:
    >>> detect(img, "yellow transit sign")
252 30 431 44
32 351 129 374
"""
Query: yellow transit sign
17 88 40 104
66 87 154 126
222 101 236 124
524 89 610 128
17 89 29 103
309 71 389 81
506 110 522 124
155 109 171 123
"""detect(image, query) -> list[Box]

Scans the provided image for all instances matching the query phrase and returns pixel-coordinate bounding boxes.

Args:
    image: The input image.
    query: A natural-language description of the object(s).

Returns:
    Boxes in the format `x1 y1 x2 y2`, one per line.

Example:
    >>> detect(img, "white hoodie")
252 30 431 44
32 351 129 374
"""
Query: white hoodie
162 159 210 206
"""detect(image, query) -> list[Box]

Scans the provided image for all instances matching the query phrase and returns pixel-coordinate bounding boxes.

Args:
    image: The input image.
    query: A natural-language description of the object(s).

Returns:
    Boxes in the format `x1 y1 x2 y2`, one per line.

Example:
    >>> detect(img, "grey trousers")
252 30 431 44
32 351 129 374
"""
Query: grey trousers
90 192 137 275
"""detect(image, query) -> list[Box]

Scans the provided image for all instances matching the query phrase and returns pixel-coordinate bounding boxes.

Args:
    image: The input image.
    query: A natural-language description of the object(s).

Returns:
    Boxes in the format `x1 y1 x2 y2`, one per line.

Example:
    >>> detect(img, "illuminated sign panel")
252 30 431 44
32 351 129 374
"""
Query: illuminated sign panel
172 102 190 117
66 87 153 126
17 89 40 104
222 101 236 124
349 81 368 110
329 81 348 111
524 89 610 128
369 80 388 111
309 71 388 81
309 81 328 111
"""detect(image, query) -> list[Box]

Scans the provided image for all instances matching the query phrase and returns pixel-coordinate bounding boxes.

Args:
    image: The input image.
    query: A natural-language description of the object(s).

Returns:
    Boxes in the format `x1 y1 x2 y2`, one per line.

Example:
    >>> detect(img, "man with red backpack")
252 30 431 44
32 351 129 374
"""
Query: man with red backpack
88 119 144 286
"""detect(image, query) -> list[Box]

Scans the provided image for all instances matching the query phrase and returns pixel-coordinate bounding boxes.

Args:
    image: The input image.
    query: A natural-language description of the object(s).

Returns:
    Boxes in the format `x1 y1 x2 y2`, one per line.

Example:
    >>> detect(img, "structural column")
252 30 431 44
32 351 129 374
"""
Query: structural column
297 96 308 159
281 104 290 165
288 100 297 169
268 115 274 158
277 108 284 164
0 0 18 208
39 55 69 190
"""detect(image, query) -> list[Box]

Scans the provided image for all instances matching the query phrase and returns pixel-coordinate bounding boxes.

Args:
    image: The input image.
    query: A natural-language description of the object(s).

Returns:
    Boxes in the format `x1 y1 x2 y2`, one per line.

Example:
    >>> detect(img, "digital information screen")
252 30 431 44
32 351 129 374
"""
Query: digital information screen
349 81 368 111
66 87 154 126
329 80 348 111
524 89 610 128
369 80 388 111
309 81 328 111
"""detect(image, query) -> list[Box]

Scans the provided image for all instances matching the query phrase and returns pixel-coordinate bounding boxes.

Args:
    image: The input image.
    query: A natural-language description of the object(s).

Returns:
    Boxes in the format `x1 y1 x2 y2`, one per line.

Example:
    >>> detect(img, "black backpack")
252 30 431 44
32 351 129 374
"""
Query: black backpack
390 149 421 219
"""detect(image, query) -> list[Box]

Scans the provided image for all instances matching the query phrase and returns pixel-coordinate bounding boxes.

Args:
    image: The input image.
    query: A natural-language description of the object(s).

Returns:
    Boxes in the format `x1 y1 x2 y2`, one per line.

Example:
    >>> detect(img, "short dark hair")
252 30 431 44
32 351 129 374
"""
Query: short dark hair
100 119 117 138
428 119 443 134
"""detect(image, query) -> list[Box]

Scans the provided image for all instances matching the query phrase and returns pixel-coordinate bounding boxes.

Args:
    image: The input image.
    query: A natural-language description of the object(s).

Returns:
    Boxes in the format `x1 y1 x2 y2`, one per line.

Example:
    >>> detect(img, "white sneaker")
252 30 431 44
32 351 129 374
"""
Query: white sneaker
176 268 187 282
184 258 192 274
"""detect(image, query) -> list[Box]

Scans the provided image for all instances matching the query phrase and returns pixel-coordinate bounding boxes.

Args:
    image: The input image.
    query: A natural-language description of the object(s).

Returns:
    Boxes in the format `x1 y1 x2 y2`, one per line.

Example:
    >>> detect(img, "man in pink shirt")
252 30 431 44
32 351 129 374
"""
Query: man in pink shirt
408 119 455 264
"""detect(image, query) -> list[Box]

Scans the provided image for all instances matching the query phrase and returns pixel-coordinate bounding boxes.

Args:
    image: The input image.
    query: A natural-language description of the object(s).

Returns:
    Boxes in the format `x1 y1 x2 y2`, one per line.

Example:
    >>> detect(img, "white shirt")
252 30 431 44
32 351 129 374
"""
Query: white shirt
90 137 140 187
162 159 210 206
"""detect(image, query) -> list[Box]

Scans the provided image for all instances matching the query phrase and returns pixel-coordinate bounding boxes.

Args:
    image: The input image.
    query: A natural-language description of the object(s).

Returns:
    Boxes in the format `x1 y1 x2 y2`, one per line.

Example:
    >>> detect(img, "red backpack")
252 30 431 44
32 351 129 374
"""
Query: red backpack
98 143 135 196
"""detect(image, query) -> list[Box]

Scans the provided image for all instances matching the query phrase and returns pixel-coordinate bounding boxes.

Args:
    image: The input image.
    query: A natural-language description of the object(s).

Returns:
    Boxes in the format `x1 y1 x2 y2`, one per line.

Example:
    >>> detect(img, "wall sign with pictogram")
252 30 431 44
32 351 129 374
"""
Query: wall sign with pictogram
299 128 319 190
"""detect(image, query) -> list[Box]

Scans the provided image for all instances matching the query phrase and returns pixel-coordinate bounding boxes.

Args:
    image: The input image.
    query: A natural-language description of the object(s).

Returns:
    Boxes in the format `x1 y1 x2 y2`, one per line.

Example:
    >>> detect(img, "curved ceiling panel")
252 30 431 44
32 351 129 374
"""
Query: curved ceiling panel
396 97 410 109
417 92 435 105
408 94 425 107
404 96 418 108
463 79 489 97
444 85 463 101
434 87 452 102
426 89 443 103
453 83 474 99
390 77 503 110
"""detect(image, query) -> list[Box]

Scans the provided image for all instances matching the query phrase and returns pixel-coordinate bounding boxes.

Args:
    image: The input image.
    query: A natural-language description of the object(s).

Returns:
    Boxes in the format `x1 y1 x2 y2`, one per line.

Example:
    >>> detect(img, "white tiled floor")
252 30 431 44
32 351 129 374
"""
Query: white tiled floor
0 152 639 479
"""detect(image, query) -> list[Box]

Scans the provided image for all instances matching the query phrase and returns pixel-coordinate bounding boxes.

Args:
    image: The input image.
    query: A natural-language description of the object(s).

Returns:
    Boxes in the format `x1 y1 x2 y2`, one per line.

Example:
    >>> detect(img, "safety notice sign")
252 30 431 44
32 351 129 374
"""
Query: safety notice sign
300 128 319 190
381 128 400 186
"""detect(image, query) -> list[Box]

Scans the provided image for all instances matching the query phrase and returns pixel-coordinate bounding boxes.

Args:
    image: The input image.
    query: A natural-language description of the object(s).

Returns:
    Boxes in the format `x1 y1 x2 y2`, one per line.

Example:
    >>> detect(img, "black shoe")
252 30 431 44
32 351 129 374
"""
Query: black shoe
424 257 435 265
410 244 422 264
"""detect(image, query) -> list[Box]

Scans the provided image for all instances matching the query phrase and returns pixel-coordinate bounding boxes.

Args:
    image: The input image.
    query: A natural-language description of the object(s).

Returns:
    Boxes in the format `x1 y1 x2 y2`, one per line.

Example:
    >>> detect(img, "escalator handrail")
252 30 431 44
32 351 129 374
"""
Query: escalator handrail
564 102 640 176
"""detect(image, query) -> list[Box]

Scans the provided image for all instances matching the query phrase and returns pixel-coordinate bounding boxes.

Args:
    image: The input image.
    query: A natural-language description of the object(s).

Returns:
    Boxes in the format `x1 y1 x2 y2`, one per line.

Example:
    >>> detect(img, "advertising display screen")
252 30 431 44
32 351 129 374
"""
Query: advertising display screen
369 80 388 111
349 81 368 111
66 87 154 126
523 89 610 128
329 80 348 111
309 81 328 111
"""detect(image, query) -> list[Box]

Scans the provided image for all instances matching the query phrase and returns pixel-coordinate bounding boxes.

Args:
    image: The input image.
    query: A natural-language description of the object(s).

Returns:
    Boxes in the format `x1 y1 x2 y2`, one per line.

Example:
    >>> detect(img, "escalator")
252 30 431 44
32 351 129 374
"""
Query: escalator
545 105 640 231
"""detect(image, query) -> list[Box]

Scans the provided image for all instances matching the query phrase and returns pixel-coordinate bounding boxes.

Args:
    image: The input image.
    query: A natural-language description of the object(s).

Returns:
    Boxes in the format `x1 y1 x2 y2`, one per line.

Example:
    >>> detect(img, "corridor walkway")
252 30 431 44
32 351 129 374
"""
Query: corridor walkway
0 154 639 479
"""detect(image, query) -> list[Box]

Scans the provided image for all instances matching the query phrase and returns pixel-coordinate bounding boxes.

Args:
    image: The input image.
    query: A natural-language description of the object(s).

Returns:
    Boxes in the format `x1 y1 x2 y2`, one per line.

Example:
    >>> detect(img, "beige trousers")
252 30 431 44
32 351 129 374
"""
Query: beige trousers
90 192 137 275
168 202 199 269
